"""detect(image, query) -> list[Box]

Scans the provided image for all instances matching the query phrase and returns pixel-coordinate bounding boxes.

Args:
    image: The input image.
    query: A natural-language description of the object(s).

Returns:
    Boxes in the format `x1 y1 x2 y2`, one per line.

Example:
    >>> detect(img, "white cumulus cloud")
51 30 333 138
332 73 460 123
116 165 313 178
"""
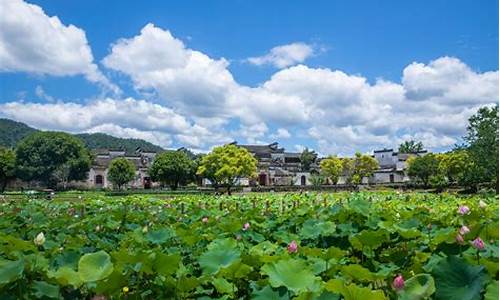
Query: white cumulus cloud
247 42 315 68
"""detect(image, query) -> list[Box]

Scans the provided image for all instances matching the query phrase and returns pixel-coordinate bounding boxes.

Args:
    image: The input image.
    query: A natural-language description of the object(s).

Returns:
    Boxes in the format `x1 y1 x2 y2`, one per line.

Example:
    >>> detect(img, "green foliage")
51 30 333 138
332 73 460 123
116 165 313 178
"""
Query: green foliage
15 131 91 188
463 106 499 189
196 144 257 194
0 191 497 298
0 118 37 148
407 154 439 187
320 156 343 184
149 150 194 190
107 157 136 189
398 274 436 300
350 152 379 185
437 150 473 185
300 148 318 171
398 140 424 153
0 147 16 192
309 174 324 187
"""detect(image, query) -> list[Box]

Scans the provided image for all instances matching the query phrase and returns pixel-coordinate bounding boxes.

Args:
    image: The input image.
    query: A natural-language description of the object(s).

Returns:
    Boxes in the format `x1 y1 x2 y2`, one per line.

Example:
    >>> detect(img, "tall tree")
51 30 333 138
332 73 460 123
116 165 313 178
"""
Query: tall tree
197 144 257 195
407 154 439 187
398 140 424 153
300 148 317 171
15 132 91 188
351 152 379 185
463 106 499 189
149 151 194 190
437 150 473 184
320 156 344 184
107 157 136 190
0 147 16 192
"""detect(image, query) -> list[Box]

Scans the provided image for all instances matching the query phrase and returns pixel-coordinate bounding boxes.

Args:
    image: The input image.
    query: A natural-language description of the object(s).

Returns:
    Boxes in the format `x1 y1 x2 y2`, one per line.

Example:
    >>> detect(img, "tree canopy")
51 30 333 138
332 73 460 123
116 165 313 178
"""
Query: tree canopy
197 144 257 194
463 106 498 188
398 140 424 153
149 151 194 190
320 156 344 184
351 152 379 185
407 154 439 187
300 148 317 171
0 147 16 192
107 157 136 190
15 131 91 188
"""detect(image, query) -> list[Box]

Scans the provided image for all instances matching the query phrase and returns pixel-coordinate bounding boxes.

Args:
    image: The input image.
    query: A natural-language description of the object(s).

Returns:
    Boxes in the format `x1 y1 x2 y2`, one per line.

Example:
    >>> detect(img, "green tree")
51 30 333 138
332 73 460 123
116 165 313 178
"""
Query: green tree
15 131 91 188
399 140 424 153
197 144 257 195
149 151 194 190
351 152 379 185
309 174 324 187
407 154 439 187
320 156 344 184
463 106 499 189
107 157 136 190
0 147 16 192
300 148 317 171
438 151 473 185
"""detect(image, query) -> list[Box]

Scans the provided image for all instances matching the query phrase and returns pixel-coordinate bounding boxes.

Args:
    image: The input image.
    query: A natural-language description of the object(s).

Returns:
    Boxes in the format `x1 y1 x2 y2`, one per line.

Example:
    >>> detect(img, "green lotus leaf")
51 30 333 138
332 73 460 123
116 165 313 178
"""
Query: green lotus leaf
0 259 24 286
325 278 387 300
31 281 60 299
348 197 371 216
349 229 388 250
432 256 488 300
213 278 236 295
199 238 241 274
146 228 173 244
154 252 181 276
48 266 83 288
251 285 288 300
341 264 376 282
300 219 336 239
398 274 435 300
484 281 498 300
261 258 321 294
78 250 114 282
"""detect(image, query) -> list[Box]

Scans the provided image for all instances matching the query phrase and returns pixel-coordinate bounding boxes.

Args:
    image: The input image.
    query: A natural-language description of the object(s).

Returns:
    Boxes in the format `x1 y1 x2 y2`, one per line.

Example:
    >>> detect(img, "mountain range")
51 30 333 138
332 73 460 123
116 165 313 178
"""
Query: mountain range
0 118 164 153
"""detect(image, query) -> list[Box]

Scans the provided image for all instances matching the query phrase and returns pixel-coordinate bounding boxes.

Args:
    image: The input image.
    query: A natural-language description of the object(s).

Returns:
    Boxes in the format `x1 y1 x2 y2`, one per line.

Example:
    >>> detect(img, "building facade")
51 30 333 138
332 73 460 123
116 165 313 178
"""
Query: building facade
85 148 158 189
233 142 319 186
371 148 427 184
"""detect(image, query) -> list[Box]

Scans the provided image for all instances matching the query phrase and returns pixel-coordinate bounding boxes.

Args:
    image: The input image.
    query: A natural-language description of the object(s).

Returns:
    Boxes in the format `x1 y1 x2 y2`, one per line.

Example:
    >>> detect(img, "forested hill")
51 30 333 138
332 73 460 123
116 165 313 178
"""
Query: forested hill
0 118 164 153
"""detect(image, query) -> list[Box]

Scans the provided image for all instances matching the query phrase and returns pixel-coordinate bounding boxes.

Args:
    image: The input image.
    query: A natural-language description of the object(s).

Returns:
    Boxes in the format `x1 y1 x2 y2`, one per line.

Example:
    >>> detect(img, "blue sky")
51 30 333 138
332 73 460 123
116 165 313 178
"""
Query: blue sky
0 0 498 154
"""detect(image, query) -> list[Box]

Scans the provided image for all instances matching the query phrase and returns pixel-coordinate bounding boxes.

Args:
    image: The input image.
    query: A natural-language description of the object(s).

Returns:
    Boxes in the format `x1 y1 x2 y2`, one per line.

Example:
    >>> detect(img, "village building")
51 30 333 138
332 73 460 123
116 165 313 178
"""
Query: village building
232 142 320 186
86 148 158 189
370 148 427 184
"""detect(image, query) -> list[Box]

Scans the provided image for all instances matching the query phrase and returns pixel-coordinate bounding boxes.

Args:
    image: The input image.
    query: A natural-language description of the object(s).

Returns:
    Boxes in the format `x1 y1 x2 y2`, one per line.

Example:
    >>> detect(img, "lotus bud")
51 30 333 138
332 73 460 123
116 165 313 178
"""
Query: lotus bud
459 225 470 235
479 200 487 209
34 232 45 246
242 222 250 231
202 217 209 223
142 226 148 233
122 287 129 293
458 205 470 215
471 237 485 250
456 234 465 244
287 240 298 253
393 274 405 291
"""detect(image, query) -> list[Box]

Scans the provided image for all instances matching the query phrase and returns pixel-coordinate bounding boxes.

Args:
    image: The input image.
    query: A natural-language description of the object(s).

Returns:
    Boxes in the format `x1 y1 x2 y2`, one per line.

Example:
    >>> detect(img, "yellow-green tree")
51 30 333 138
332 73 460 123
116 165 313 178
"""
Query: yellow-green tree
197 144 257 195
438 150 473 184
320 156 344 184
351 152 379 185
108 157 136 190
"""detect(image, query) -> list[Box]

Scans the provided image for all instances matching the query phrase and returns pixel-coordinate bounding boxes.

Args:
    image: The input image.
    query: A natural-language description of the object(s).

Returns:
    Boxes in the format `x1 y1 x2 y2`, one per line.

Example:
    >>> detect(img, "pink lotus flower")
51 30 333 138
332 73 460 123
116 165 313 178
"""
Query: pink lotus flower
242 222 250 231
471 237 485 250
459 225 470 235
393 274 405 291
458 205 470 215
202 217 208 223
287 240 298 253
456 234 465 245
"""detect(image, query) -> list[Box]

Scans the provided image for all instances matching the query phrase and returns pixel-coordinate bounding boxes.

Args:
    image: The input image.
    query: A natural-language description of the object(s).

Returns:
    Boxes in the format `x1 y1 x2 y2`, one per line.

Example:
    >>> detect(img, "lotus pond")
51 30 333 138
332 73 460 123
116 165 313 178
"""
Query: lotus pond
0 192 498 299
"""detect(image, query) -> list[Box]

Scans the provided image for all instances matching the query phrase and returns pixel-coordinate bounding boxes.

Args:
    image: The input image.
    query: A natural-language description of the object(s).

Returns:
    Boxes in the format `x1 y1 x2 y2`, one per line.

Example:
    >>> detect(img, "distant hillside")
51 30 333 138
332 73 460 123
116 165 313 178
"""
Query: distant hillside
0 118 164 153
0 118 37 148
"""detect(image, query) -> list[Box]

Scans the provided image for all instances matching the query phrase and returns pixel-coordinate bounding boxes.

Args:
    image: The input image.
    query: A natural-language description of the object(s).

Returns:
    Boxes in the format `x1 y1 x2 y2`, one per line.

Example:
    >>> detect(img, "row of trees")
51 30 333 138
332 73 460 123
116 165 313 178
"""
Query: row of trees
407 106 498 191
319 152 379 185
